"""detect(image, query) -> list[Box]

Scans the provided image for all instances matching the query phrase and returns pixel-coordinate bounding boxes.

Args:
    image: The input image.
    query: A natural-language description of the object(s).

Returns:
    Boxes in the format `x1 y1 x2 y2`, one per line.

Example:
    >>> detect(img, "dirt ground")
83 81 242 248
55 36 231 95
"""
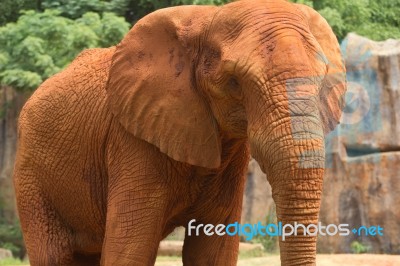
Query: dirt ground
13 254 400 266
155 254 400 266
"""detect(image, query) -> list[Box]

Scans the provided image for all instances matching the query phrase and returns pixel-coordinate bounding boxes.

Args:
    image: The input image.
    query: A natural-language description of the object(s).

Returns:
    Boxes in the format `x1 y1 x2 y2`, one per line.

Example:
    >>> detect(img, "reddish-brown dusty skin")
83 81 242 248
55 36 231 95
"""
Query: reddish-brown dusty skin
13 0 346 265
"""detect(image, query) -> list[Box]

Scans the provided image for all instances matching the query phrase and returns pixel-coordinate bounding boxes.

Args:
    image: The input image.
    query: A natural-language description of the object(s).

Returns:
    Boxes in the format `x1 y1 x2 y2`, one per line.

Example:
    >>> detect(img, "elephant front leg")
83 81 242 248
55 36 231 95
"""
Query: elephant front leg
101 178 167 265
182 197 244 266
181 143 248 266
182 216 241 266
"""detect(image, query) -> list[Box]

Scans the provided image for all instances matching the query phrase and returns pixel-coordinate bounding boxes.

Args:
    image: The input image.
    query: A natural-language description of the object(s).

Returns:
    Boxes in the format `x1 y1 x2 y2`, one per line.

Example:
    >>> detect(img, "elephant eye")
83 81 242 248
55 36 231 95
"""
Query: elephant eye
228 77 239 88
227 76 242 99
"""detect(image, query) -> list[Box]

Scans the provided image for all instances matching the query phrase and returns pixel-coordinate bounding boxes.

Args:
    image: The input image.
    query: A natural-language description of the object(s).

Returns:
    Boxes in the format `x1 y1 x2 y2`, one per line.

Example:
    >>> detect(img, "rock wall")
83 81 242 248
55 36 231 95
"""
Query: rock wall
0 248 12 260
319 33 400 253
241 33 400 254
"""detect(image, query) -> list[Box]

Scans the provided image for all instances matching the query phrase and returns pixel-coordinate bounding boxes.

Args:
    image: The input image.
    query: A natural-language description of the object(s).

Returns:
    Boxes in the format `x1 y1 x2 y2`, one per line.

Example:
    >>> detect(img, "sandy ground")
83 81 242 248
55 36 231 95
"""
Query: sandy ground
12 254 400 266
155 254 400 266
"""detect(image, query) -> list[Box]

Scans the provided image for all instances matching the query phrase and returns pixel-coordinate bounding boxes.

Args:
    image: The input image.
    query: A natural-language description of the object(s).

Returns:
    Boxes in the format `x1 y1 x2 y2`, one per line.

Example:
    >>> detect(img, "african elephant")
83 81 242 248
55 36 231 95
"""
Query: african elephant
13 0 346 265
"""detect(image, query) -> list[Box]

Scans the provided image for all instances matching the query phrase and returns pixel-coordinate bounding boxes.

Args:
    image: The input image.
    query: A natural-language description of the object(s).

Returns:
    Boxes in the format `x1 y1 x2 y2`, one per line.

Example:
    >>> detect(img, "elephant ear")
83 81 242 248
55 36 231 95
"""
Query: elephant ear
296 4 347 134
106 6 221 169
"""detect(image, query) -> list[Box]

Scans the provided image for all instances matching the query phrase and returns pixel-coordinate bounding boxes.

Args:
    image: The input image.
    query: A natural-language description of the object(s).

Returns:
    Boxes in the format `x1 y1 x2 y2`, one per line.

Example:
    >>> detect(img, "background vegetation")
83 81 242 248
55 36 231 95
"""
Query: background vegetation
0 220 23 258
0 0 399 259
1 0 399 91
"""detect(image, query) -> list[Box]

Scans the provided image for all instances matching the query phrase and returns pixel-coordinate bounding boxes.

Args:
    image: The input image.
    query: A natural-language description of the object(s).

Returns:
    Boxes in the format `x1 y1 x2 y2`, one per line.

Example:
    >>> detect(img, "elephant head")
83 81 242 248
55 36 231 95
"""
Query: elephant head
106 0 346 264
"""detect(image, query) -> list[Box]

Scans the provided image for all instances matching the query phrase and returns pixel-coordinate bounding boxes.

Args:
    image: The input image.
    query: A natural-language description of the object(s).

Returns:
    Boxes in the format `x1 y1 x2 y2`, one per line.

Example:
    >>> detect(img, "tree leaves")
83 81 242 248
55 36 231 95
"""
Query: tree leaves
0 70 43 90
305 0 400 41
1 0 399 91
0 9 130 91
41 0 130 19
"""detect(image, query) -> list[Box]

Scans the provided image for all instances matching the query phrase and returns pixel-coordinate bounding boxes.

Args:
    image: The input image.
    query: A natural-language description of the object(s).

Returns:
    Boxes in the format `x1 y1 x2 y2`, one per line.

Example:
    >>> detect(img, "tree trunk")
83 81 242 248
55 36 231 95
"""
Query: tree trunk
0 86 29 223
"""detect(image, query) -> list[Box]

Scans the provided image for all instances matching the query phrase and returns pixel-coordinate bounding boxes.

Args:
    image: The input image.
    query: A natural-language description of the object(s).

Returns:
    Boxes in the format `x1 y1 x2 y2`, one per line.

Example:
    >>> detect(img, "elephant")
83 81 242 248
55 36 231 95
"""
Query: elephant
13 0 346 265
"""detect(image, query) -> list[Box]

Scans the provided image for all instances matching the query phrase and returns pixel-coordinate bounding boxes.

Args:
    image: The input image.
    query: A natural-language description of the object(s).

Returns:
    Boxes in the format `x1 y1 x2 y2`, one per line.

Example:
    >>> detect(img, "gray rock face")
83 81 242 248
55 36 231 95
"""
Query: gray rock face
319 33 400 254
241 33 400 254
0 248 12 260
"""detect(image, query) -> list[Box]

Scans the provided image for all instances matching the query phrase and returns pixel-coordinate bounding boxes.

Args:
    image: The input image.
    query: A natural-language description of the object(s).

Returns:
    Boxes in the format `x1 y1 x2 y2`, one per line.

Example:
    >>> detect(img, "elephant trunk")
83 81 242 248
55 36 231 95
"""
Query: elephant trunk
247 80 325 265
272 162 324 266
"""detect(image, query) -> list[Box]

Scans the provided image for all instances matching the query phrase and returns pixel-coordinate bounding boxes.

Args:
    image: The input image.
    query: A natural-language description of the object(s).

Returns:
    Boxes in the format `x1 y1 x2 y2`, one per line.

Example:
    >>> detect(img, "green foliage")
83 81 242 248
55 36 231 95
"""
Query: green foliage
0 0 37 26
139 0 400 41
0 98 12 120
308 0 400 41
350 240 370 254
290 0 314 7
76 12 131 48
174 0 230 5
138 0 229 8
0 258 25 266
0 10 130 90
2 0 400 42
40 0 230 23
42 0 130 19
0 220 24 258
0 0 399 91
125 0 229 22
252 206 278 252
317 7 346 39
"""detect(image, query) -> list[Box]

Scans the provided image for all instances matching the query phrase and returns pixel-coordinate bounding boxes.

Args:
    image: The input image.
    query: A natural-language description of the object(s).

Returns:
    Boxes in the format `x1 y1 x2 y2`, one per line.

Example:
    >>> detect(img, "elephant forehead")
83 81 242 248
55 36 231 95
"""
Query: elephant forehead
210 0 309 41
